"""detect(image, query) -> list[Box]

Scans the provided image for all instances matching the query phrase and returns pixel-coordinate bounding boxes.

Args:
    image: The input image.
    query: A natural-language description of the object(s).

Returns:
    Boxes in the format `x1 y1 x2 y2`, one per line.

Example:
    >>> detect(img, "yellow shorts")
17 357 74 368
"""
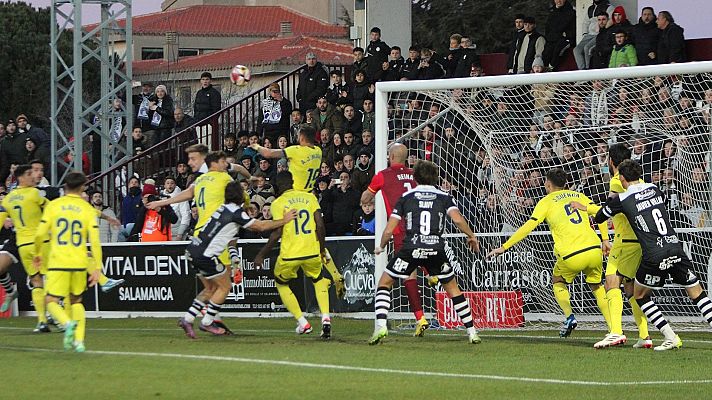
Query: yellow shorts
18 242 48 276
606 240 642 279
45 270 87 299
554 246 603 284
274 255 322 283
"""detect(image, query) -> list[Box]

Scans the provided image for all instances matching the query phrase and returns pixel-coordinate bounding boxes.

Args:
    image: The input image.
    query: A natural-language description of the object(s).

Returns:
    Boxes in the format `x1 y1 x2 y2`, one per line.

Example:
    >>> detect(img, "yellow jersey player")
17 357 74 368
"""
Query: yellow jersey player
149 148 248 333
34 172 102 352
488 168 612 339
580 144 650 349
0 164 51 332
254 171 332 338
252 125 345 298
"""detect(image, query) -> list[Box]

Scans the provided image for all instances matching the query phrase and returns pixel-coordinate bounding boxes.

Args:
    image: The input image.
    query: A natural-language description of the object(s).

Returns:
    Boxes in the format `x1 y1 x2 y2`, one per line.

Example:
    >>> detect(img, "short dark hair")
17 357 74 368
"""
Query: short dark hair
29 159 43 167
225 132 236 140
659 10 674 23
609 143 631 167
274 171 294 195
15 164 32 177
200 72 212 79
330 70 342 77
595 10 609 18
186 143 209 156
515 13 525 20
163 176 176 184
224 181 245 205
642 6 655 14
409 45 420 52
370 27 381 34
205 151 226 167
617 160 643 182
353 47 364 53
65 171 88 191
545 168 568 188
298 125 316 144
392 45 401 52
413 160 439 186
248 131 259 138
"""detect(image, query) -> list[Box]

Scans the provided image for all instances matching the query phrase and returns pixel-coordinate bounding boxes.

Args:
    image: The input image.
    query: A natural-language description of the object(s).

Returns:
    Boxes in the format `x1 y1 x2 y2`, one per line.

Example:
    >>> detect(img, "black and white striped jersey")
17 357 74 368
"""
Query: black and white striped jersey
188 203 255 258
595 182 682 262
391 185 459 251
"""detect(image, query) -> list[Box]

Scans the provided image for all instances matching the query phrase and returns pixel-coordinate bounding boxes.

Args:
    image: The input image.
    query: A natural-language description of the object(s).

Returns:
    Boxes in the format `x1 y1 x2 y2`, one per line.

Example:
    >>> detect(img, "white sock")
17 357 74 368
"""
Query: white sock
298 316 308 327
375 319 387 329
467 327 477 335
660 325 676 341
322 314 331 323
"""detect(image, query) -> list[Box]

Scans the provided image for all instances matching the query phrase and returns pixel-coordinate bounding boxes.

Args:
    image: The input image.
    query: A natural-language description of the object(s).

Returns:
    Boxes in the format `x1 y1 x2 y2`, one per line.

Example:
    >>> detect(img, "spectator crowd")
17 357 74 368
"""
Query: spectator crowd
0 3 708 243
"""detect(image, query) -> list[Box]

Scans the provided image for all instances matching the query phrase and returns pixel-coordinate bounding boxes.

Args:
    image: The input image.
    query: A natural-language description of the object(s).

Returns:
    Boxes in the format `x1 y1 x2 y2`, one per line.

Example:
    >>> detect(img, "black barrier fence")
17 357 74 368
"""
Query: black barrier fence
10 237 376 315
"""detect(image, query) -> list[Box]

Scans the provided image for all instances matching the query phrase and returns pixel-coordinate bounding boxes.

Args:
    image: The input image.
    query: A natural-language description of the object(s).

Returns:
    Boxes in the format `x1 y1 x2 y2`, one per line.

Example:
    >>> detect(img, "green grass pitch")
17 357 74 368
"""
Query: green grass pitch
1 317 710 399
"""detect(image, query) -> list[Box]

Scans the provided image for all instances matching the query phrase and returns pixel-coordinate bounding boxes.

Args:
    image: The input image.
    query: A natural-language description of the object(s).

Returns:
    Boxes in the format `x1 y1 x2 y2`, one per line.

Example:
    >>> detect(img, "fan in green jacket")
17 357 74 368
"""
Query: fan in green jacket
609 31 638 68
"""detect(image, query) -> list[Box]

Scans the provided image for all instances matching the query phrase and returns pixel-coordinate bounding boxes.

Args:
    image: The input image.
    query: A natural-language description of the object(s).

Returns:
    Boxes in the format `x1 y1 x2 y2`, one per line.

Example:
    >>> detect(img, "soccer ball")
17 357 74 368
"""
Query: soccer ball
230 65 251 86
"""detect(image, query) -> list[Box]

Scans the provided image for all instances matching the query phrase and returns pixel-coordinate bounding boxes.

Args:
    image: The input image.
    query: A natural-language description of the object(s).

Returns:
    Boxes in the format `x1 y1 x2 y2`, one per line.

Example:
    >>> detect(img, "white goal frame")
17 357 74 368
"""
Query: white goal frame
374 61 712 327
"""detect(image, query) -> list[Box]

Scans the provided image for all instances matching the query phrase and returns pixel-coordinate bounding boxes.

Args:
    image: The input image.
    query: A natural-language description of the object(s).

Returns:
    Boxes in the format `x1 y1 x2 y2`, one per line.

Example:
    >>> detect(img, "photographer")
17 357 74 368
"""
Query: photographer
129 181 178 242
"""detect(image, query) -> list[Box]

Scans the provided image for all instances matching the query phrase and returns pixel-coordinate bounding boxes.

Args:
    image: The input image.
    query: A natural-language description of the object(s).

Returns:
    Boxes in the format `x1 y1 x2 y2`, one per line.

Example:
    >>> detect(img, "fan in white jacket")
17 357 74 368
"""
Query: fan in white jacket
162 177 191 240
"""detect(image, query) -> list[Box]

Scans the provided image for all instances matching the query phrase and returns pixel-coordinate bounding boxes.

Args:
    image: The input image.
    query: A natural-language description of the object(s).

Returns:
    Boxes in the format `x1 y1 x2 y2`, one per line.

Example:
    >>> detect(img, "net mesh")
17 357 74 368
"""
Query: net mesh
382 68 712 331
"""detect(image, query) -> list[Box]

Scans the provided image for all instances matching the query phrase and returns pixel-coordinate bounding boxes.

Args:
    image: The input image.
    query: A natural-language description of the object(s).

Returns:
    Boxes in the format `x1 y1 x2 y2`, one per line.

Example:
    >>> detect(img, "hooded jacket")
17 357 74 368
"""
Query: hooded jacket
610 6 633 36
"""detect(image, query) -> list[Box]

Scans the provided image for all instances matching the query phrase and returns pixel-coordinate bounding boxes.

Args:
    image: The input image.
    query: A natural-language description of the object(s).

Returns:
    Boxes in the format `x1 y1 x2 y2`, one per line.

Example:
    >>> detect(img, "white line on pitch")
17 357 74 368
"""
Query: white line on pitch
0 345 711 386
2 326 712 345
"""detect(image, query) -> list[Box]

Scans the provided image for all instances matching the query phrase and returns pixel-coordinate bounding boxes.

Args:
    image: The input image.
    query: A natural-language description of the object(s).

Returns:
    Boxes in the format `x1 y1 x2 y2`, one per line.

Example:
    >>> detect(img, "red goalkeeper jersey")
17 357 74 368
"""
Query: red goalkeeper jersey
367 163 416 236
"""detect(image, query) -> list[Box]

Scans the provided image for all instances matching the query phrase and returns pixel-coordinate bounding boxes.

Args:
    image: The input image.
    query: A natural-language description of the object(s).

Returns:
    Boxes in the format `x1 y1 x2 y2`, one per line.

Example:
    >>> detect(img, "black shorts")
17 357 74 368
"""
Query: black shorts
0 239 19 264
635 249 699 289
385 248 455 283
186 249 228 279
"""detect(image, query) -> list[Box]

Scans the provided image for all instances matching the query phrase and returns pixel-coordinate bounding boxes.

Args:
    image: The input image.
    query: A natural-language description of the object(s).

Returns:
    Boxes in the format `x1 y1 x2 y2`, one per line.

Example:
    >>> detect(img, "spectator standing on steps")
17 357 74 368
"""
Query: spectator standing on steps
258 83 293 145
543 0 576 71
297 52 329 114
193 72 222 145
365 27 390 82
656 11 686 64
574 0 615 70
633 7 660 66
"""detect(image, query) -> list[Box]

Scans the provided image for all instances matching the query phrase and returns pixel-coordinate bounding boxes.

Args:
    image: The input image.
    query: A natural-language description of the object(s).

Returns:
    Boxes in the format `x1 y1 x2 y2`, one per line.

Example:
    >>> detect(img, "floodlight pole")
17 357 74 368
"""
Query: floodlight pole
50 0 133 186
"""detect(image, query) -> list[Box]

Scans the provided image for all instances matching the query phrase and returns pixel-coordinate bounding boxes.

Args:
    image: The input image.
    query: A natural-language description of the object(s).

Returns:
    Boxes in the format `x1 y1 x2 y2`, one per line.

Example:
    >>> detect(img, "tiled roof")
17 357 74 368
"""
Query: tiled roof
133 36 352 75
86 5 347 38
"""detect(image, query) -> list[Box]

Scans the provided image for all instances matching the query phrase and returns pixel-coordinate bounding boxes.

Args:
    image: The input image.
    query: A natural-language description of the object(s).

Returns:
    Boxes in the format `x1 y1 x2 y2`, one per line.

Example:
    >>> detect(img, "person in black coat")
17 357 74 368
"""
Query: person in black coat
325 70 352 108
453 36 481 78
543 0 576 71
374 46 405 82
416 48 446 80
193 72 222 125
297 52 329 113
401 46 421 80
350 70 373 113
633 7 660 66
506 14 526 73
147 84 175 146
321 171 360 235
590 12 616 69
656 11 686 64
365 27 391 81
133 82 154 131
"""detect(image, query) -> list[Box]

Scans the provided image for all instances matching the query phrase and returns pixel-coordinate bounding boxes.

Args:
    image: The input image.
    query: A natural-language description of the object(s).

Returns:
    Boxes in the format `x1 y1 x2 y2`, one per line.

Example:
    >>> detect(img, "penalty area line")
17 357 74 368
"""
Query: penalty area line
1 345 711 386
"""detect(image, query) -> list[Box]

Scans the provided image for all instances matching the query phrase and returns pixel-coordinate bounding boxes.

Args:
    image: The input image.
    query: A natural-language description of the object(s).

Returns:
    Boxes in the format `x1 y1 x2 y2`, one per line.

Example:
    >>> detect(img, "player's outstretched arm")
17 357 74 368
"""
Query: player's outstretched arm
486 217 540 258
448 208 480 253
147 186 194 209
230 163 253 179
248 209 298 232
250 143 284 159
254 228 282 269
592 194 622 224
375 216 400 254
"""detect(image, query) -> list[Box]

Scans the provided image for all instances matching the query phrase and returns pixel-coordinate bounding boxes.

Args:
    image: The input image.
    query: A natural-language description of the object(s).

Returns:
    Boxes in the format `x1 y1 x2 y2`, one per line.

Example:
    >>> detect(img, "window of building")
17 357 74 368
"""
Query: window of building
179 87 191 108
141 47 164 60
178 49 199 58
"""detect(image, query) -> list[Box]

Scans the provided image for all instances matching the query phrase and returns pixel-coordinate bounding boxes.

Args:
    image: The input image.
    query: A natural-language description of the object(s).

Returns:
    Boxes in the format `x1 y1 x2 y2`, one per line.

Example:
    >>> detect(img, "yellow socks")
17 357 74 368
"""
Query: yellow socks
98 274 109 286
313 278 331 316
592 285 611 332
606 288 623 334
46 302 70 326
71 303 86 342
629 296 650 339
553 282 572 317
276 283 303 320
32 288 47 323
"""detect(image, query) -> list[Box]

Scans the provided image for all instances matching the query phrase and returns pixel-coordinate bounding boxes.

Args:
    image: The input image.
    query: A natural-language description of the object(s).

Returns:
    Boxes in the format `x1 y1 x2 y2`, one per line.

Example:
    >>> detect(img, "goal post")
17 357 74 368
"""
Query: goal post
374 61 712 330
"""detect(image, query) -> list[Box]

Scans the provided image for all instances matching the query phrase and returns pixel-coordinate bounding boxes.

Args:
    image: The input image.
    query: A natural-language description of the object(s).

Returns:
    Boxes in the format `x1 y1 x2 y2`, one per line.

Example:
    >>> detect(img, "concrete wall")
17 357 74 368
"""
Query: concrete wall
576 0 638 42
355 0 411 50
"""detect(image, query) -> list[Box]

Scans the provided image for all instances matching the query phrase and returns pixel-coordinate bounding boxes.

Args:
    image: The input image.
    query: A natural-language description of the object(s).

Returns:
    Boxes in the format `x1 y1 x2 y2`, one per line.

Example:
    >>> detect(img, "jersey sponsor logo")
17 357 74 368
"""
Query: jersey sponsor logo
411 248 438 259
118 286 174 301
635 196 664 212
634 188 657 201
414 192 436 201
659 256 681 271
644 274 661 286
103 255 190 276
656 235 680 248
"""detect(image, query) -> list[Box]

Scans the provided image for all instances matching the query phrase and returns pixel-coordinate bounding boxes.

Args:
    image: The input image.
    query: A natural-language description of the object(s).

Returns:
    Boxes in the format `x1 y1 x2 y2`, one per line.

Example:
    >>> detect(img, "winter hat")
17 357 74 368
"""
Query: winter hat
155 85 168 95
277 158 288 168
142 178 157 196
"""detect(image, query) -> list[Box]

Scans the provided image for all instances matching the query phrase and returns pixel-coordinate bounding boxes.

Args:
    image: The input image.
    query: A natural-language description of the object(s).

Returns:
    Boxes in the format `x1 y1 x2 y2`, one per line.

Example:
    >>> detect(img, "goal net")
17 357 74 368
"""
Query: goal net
374 62 712 331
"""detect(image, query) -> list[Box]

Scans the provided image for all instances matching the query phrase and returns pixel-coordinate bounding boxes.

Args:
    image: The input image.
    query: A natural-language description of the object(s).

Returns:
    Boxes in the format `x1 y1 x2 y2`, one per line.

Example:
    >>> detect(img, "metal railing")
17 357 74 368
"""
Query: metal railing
89 64 347 215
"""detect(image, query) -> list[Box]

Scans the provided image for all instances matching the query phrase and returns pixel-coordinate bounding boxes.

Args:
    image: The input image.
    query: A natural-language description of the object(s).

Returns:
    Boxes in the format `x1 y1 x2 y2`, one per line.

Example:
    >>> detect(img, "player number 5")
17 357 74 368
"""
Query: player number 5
564 204 583 224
